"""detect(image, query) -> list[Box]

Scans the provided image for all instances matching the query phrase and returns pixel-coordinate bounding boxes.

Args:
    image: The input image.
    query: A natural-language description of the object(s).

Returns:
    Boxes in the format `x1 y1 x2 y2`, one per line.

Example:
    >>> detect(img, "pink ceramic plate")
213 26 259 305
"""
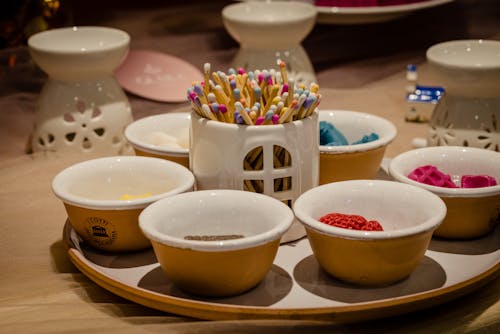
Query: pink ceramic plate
115 50 203 102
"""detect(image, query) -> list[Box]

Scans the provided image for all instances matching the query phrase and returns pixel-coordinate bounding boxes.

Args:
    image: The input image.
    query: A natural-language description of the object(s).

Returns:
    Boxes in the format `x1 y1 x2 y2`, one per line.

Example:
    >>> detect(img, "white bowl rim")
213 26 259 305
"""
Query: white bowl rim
426 39 500 71
28 26 130 55
293 179 446 240
388 146 500 198
124 112 190 156
318 109 397 154
139 189 294 251
222 1 317 25
52 156 195 210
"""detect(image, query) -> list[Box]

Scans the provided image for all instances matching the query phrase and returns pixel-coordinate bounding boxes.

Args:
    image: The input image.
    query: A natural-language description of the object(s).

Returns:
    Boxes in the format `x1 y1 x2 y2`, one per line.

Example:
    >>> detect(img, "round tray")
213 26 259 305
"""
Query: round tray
63 220 499 322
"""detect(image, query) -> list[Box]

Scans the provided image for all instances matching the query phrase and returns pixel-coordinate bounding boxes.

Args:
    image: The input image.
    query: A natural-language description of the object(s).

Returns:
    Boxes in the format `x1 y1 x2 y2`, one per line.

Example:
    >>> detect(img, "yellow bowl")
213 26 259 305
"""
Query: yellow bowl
124 112 190 169
52 156 195 252
293 180 446 286
389 146 500 239
139 189 294 297
319 110 397 184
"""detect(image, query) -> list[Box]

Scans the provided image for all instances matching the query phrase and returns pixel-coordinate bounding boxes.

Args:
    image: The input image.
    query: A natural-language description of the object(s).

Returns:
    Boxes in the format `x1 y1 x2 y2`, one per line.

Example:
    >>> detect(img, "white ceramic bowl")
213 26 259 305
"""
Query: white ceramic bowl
318 110 397 183
28 26 130 81
139 189 294 297
52 156 195 252
389 146 500 239
125 112 190 168
222 1 317 49
426 39 500 98
294 180 446 286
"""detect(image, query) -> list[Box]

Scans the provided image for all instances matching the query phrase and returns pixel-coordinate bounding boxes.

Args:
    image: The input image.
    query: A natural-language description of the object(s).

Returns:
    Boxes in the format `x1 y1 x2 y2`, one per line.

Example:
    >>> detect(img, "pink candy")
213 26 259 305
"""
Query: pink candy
461 175 497 188
408 165 497 189
408 165 457 188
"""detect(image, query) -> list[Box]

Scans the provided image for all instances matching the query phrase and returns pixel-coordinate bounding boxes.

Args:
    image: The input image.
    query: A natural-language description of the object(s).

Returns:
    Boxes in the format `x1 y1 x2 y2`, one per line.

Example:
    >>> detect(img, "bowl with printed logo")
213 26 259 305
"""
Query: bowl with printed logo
319 110 397 184
52 156 195 252
389 146 500 239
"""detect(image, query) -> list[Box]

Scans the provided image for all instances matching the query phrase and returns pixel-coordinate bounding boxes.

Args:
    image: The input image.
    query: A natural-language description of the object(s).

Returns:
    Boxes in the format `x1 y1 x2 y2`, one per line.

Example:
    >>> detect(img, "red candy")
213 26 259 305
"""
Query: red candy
319 213 383 231
408 165 457 188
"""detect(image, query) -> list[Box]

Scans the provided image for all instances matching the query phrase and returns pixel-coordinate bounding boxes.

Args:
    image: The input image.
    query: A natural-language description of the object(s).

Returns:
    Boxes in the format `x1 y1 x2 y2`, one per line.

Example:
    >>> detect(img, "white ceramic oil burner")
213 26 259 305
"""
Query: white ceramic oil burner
28 26 133 154
222 1 317 86
426 39 500 152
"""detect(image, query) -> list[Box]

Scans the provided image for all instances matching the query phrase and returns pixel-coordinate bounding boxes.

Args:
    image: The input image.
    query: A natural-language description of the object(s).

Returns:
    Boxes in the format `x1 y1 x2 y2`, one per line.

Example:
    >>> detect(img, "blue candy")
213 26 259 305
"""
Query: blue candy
319 121 379 146
319 121 348 146
352 133 379 145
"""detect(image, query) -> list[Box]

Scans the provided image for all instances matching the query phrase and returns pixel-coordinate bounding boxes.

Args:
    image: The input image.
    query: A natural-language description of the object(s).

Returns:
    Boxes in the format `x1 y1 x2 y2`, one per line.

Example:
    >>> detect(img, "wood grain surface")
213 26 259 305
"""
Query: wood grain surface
1 1 498 332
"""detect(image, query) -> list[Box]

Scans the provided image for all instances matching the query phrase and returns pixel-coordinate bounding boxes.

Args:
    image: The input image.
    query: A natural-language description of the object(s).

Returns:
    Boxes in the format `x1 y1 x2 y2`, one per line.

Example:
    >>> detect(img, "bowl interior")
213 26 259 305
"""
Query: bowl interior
427 39 500 70
139 190 293 251
28 26 130 54
318 110 397 153
52 156 194 209
294 180 446 239
125 112 190 155
389 146 500 196
222 1 316 25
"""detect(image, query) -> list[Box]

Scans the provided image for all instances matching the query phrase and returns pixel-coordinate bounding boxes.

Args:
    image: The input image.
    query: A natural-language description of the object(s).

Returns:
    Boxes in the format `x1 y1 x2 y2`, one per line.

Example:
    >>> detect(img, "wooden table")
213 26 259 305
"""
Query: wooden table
1 0 498 332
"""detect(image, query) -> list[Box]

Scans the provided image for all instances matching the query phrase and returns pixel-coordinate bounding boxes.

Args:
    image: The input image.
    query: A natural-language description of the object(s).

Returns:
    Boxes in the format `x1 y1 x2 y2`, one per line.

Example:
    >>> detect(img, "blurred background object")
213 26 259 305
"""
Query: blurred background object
0 0 73 49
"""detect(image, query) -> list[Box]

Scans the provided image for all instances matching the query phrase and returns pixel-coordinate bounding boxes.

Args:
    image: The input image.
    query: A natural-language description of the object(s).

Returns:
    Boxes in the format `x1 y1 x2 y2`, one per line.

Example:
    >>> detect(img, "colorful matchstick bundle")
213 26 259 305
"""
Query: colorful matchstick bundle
187 61 321 125
187 61 321 200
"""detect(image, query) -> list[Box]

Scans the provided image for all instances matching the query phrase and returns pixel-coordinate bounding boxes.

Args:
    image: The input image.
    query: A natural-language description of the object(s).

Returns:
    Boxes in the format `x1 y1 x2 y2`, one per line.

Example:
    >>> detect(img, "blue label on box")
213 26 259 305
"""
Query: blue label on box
407 85 445 104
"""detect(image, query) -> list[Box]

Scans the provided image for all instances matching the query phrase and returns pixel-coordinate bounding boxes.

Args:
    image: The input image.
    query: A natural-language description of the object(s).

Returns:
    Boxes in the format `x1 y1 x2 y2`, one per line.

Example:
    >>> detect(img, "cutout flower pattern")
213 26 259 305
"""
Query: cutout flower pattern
62 99 106 150
429 104 499 152
35 98 110 151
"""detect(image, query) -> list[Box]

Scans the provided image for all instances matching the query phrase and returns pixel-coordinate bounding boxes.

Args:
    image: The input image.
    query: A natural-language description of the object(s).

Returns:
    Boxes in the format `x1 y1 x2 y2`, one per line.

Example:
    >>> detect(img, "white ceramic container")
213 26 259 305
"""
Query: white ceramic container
426 39 500 151
222 0 317 85
189 110 319 242
28 26 132 154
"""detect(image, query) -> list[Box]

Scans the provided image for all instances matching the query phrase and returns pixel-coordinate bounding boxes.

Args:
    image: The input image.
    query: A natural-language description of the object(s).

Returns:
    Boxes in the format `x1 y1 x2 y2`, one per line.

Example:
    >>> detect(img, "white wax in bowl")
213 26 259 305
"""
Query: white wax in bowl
145 129 189 149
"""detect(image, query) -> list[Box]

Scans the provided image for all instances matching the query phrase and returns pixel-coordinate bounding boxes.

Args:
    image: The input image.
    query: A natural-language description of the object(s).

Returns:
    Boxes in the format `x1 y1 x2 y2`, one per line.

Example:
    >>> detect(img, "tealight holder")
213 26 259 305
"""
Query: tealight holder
222 1 317 86
426 39 500 152
28 26 133 154
190 111 319 242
